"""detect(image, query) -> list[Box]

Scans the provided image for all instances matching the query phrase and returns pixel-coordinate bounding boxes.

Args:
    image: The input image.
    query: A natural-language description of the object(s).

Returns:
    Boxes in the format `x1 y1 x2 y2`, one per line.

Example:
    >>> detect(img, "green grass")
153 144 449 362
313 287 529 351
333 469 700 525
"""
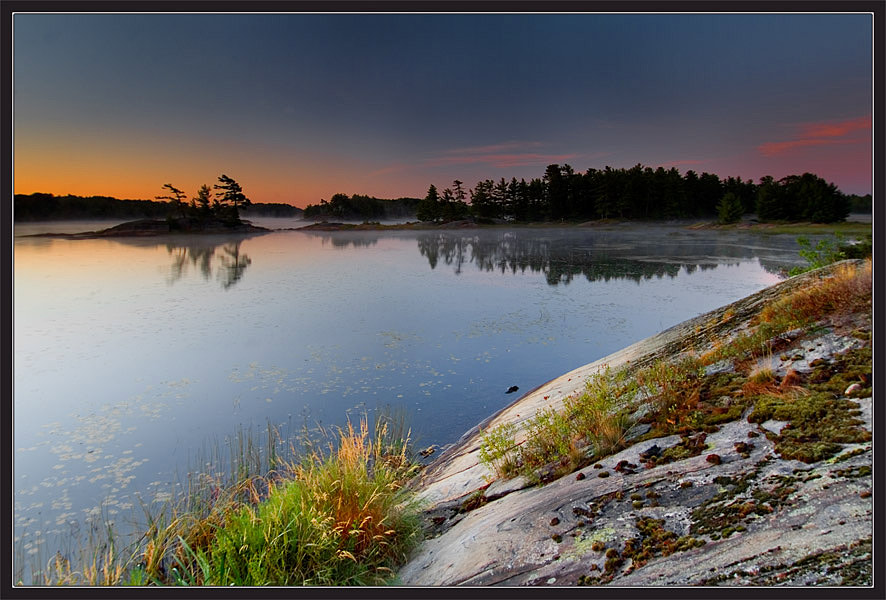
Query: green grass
35 413 421 587
751 221 871 236
477 421 519 477
479 366 639 481
202 420 421 585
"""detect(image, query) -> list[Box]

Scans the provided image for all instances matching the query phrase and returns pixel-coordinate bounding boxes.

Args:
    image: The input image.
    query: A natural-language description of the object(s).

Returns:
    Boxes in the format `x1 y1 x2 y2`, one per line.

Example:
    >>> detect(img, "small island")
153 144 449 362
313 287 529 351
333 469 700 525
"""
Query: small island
20 175 274 238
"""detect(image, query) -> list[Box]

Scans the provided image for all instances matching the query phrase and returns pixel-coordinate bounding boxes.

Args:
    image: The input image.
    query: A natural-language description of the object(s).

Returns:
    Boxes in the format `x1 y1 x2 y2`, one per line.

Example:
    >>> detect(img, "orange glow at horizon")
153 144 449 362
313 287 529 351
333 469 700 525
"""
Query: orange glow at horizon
14 138 433 209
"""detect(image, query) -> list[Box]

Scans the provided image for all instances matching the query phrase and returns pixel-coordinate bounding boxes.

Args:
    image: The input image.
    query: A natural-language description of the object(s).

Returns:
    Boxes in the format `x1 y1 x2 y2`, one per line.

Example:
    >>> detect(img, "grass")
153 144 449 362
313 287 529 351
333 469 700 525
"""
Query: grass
750 221 870 236
479 259 872 482
202 419 421 585
479 366 637 482
763 260 871 323
33 412 421 587
477 422 520 477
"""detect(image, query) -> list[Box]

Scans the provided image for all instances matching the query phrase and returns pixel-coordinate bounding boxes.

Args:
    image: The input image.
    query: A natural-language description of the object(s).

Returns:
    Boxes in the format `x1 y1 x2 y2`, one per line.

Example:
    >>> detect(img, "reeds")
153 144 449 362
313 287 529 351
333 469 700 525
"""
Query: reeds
29 411 421 587
204 418 420 585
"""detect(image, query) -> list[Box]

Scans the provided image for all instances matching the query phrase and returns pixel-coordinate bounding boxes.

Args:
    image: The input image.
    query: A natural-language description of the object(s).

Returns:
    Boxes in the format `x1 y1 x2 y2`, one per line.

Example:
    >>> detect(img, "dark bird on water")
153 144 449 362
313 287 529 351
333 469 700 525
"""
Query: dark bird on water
506 386 519 394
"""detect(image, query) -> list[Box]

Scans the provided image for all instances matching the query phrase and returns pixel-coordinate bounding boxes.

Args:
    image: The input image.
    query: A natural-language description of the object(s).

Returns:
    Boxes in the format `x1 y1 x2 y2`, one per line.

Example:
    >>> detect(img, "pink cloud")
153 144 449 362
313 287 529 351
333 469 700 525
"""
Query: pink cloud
799 115 871 138
443 141 545 155
758 138 853 156
758 115 871 157
424 152 580 169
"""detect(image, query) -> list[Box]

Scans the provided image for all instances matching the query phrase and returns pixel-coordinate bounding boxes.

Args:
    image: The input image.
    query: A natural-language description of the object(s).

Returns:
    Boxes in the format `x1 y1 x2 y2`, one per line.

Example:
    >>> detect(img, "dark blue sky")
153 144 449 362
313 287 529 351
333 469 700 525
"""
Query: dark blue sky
14 12 873 205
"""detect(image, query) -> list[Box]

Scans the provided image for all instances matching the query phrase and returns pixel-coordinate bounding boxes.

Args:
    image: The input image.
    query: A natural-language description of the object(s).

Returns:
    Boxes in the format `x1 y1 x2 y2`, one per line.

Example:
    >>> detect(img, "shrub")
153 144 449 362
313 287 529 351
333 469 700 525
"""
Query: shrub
478 422 519 476
788 235 846 276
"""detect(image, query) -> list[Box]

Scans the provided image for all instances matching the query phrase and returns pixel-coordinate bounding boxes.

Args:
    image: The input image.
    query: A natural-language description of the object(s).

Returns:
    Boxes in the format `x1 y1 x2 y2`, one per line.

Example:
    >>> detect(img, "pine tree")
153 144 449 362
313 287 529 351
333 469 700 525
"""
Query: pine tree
214 174 251 222
717 192 744 224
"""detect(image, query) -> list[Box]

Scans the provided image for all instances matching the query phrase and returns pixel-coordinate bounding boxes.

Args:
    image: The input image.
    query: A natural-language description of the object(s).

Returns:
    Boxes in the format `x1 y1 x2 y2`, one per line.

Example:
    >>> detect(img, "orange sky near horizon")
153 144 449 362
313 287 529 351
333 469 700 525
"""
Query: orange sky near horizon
13 137 438 209
13 14 874 206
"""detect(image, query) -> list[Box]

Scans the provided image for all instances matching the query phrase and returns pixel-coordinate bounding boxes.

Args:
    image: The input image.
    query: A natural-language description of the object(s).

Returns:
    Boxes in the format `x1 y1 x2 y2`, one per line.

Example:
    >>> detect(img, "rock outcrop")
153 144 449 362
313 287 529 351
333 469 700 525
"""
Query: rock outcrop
399 260 873 587
26 218 270 238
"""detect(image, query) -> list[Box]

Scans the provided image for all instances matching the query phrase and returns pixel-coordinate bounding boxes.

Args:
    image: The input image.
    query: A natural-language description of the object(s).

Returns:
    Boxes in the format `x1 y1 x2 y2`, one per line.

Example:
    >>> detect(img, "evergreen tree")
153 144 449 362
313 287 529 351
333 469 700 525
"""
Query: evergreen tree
214 174 251 222
755 175 783 221
452 180 466 203
417 184 440 222
193 184 213 219
470 179 496 218
717 192 744 224
156 183 187 217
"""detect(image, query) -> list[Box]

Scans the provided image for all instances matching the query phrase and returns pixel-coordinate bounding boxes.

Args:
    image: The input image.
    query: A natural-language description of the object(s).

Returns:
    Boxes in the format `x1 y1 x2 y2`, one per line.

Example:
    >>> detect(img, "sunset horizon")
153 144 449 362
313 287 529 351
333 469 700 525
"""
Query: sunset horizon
13 12 873 208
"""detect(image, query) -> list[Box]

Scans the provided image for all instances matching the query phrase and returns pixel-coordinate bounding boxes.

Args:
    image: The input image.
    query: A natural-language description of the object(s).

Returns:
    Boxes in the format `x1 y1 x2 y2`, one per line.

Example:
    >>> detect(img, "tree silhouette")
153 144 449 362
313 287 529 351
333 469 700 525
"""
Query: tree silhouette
717 192 744 224
193 184 213 218
156 183 187 217
214 174 251 222
416 184 441 222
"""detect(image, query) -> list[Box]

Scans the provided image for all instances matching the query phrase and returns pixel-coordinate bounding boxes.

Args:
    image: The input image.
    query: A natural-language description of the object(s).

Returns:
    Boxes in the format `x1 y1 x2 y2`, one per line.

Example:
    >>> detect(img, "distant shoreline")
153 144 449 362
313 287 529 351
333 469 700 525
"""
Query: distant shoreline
20 218 271 239
292 216 872 233
16 215 871 239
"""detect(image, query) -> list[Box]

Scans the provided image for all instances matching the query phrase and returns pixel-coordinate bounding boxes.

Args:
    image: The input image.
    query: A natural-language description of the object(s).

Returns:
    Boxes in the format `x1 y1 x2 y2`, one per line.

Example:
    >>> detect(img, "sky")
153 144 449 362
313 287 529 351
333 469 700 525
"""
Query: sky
13 12 874 207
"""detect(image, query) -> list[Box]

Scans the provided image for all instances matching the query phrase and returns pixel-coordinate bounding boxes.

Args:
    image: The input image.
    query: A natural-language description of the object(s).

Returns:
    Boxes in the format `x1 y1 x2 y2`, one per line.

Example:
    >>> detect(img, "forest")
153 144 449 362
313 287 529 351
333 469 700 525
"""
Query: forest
415 164 864 224
302 193 421 221
13 190 301 222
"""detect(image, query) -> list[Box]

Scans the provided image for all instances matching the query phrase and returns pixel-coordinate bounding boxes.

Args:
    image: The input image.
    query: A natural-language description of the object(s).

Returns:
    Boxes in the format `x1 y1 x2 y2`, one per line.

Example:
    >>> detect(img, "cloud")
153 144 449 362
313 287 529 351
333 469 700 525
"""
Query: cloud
430 141 580 168
800 116 871 138
370 141 585 176
424 152 581 169
442 141 545 155
758 115 871 157
758 138 851 156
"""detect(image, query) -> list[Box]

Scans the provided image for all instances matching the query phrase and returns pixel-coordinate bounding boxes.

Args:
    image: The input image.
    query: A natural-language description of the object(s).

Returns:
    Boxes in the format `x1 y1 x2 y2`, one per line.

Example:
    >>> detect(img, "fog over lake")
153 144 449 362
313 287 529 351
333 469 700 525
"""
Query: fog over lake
13 220 807 568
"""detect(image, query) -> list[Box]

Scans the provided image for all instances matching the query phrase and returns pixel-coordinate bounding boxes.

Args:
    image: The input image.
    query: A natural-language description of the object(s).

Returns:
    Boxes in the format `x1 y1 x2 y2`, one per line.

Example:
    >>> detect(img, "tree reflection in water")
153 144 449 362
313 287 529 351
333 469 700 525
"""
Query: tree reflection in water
165 239 252 289
413 230 777 285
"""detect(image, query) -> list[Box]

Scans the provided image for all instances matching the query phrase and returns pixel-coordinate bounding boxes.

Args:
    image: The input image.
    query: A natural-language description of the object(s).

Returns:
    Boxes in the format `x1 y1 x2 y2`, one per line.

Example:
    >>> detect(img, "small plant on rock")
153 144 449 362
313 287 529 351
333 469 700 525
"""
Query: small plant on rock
478 422 519 477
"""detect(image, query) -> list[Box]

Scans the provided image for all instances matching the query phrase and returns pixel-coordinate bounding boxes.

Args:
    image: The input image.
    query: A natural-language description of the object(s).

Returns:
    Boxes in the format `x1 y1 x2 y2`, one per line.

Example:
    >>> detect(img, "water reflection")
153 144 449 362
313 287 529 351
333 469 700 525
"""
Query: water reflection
165 240 252 289
313 233 380 248
300 228 798 284
415 231 741 285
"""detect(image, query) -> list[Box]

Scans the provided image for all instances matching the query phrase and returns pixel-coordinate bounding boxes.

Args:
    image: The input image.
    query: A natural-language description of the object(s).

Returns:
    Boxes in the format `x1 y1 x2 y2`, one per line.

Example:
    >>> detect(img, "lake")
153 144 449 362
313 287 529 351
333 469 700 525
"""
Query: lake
13 220 807 576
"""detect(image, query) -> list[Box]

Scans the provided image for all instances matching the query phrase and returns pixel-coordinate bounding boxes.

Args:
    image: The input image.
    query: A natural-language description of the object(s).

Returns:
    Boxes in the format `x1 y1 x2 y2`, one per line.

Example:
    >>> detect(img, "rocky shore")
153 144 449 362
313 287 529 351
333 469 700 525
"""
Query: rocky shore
399 260 874 587
23 217 270 238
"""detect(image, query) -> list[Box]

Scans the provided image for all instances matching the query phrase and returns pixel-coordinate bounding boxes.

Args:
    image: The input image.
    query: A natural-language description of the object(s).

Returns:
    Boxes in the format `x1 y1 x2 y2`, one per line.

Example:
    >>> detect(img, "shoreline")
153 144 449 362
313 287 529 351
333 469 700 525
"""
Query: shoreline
18 218 271 239
16 215 871 238
399 259 873 585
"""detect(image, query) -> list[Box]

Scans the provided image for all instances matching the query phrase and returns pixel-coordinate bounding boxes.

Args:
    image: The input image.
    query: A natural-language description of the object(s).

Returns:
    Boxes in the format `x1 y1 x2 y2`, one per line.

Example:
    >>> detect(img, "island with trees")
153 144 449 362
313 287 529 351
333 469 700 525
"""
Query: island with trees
14 175 301 225
16 174 282 237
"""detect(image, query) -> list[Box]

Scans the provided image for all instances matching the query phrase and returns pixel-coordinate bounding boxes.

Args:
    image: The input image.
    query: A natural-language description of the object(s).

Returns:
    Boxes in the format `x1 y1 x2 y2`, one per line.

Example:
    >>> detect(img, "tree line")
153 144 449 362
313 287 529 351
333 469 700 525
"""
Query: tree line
303 193 421 221
14 175 300 222
416 164 858 224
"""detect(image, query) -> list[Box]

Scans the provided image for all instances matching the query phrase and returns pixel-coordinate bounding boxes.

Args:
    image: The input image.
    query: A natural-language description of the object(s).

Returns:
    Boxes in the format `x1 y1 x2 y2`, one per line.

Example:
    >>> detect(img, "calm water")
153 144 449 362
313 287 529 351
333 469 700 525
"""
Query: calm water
13 221 805 573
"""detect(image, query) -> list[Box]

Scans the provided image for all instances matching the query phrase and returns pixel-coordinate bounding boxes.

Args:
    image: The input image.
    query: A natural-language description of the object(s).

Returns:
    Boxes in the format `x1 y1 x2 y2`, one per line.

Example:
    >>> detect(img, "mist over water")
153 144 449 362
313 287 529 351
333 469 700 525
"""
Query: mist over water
13 221 805 577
